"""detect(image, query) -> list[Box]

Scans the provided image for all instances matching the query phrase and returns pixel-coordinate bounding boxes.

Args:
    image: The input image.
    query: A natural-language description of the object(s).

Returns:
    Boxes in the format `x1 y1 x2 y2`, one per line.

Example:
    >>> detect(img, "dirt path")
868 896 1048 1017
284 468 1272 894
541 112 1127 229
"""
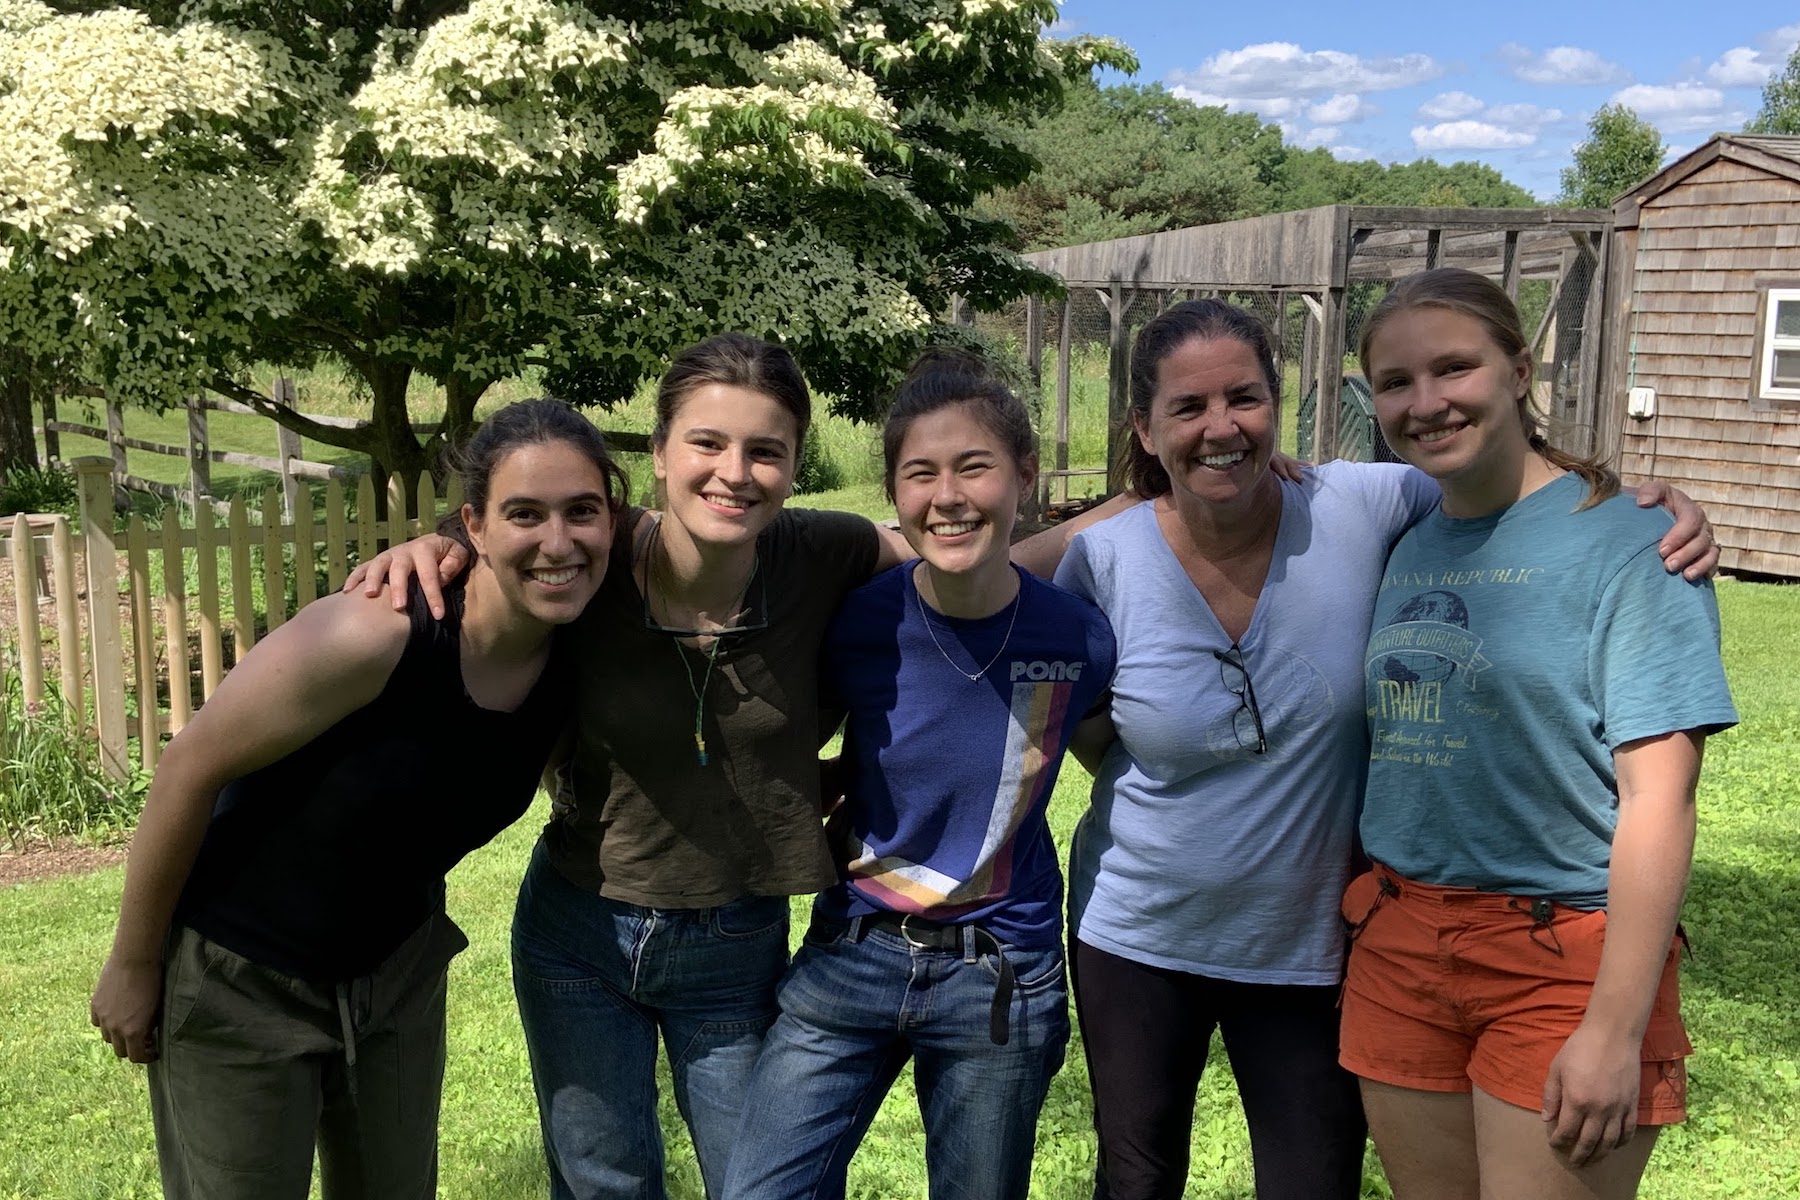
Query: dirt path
0 841 126 887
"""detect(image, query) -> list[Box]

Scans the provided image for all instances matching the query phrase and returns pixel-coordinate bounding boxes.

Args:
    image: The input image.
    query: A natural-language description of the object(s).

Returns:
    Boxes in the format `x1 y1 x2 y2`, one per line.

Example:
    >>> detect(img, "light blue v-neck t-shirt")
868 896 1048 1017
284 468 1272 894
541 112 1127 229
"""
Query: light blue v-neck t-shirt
1055 462 1438 984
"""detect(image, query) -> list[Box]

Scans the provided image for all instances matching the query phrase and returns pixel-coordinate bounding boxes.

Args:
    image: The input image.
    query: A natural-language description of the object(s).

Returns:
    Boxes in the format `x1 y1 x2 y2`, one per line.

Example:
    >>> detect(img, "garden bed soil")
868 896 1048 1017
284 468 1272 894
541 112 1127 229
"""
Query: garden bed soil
0 840 125 887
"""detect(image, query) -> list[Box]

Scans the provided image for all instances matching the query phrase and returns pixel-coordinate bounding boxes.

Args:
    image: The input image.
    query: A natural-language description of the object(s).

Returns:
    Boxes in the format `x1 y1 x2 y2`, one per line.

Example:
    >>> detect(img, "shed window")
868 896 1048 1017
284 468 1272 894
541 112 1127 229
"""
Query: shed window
1762 289 1800 400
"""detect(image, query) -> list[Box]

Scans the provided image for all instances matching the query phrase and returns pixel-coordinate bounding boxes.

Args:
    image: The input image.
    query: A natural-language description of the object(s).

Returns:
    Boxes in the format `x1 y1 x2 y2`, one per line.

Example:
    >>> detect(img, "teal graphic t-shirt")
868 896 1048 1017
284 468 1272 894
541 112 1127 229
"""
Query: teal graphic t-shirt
1361 473 1737 908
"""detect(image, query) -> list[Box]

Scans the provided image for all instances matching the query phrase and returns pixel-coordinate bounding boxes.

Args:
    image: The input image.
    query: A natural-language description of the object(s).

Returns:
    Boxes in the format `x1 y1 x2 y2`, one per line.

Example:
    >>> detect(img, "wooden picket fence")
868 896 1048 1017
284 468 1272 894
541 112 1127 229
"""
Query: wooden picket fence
0 457 462 781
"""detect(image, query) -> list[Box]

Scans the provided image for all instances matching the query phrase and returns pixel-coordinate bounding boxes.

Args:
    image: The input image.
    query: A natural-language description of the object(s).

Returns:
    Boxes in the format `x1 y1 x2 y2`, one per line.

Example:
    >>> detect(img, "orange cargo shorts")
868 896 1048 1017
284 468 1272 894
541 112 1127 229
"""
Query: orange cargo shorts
1337 866 1691 1124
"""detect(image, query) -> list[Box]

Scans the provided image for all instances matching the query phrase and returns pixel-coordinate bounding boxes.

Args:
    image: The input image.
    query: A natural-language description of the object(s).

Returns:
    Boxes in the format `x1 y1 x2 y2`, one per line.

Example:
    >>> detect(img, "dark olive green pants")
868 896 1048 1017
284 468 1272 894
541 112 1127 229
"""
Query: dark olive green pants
147 912 467 1200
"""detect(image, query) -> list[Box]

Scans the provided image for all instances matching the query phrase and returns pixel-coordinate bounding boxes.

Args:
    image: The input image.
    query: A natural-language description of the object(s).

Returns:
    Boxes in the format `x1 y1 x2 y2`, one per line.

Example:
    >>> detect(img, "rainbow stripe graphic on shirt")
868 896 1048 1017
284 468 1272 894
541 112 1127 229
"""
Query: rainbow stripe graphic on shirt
845 680 1074 915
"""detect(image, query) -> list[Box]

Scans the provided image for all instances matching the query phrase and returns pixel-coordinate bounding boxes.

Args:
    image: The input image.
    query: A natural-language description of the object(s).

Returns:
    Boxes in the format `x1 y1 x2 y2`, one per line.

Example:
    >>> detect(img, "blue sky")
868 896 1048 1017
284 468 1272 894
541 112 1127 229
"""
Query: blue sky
1056 1 1800 198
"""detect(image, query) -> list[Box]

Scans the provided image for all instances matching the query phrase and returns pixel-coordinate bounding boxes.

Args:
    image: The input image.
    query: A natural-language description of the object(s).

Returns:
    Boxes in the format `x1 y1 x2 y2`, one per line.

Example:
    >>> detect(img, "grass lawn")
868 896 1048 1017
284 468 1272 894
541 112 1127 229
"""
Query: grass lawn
1 579 1795 1199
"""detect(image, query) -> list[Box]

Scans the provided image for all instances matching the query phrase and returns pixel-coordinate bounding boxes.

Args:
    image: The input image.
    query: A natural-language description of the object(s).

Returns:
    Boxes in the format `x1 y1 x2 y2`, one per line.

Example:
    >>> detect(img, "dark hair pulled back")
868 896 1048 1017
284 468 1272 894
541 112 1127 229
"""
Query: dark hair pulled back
1122 300 1280 498
881 348 1037 502
455 398 630 518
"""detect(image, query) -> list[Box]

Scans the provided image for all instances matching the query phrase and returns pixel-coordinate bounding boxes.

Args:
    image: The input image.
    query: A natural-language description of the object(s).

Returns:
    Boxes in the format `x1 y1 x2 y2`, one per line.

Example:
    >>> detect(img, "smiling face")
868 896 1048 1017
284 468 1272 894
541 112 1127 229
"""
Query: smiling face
1365 305 1534 507
463 439 614 627
892 401 1036 584
653 382 800 552
1136 335 1277 512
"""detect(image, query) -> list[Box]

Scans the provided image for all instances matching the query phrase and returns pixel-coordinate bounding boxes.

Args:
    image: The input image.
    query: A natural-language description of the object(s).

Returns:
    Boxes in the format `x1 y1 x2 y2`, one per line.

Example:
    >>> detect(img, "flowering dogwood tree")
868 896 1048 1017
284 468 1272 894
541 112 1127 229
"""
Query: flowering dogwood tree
0 0 1129 489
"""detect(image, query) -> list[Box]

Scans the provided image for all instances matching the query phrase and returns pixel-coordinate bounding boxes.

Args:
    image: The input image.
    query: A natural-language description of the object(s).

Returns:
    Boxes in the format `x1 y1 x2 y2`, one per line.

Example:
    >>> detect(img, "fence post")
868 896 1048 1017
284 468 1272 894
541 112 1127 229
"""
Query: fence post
186 394 211 511
160 505 192 733
194 504 223 700
260 483 285 632
50 515 81 726
1105 279 1129 496
73 457 129 780
272 378 303 521
40 392 60 464
105 398 129 507
9 514 43 706
127 514 159 774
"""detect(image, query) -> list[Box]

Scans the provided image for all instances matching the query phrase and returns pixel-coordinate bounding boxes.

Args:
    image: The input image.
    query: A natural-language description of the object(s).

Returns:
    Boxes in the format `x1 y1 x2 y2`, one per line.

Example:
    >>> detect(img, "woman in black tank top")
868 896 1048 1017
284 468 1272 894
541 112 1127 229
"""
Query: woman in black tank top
89 400 629 1200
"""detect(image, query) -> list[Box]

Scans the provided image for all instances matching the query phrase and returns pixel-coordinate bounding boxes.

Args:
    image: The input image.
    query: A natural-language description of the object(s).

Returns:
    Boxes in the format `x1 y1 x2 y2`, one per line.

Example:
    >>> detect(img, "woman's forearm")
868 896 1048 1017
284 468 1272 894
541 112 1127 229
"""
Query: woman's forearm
106 745 222 966
1582 731 1702 1043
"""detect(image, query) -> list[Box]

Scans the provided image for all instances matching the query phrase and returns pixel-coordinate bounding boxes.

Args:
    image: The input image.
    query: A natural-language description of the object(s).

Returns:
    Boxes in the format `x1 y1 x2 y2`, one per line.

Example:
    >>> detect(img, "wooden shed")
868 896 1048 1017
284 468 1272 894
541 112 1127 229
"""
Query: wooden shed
1603 134 1800 577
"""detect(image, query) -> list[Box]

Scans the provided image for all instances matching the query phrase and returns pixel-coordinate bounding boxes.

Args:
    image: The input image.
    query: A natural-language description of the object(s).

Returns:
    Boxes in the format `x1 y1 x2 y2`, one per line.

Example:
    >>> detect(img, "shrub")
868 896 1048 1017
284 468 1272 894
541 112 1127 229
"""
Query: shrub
794 428 844 495
0 672 149 849
0 463 79 520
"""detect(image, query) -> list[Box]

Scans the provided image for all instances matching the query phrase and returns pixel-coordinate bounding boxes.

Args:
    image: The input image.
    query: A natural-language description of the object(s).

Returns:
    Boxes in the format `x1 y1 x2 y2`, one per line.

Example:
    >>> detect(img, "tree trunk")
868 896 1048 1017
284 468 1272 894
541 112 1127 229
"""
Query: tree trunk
435 374 490 483
0 353 40 477
358 357 425 519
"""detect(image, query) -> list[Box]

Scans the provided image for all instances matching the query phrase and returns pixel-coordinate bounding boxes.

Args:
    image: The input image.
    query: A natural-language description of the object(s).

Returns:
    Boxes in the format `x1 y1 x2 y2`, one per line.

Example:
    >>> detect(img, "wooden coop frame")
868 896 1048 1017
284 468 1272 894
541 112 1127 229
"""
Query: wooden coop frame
1015 204 1614 504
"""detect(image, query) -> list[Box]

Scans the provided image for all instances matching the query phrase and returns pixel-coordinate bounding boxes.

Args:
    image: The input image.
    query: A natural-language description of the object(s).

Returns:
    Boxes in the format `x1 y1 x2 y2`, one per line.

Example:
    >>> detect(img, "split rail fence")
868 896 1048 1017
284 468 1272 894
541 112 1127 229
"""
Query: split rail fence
1 457 462 781
40 379 396 518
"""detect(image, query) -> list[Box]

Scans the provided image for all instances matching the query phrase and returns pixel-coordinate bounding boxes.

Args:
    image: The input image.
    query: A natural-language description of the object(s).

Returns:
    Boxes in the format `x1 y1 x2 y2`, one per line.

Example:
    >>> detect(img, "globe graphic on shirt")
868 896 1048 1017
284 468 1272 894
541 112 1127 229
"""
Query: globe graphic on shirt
1373 589 1470 686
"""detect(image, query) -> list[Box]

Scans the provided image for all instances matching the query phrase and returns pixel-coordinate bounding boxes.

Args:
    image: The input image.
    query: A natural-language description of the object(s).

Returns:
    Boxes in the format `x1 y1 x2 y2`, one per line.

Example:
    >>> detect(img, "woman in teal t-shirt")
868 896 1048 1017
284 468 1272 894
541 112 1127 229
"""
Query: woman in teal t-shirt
1342 268 1737 1200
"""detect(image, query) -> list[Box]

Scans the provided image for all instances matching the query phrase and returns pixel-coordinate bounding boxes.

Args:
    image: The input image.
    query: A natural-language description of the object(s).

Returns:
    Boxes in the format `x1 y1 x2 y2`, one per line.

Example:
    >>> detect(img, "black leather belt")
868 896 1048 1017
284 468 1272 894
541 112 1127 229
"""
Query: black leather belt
858 911 1015 1045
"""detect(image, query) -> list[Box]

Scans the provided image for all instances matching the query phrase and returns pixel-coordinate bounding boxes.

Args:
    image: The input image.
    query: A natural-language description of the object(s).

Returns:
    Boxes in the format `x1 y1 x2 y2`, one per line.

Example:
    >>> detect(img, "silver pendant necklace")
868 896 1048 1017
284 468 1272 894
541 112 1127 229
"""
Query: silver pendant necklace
914 576 1022 682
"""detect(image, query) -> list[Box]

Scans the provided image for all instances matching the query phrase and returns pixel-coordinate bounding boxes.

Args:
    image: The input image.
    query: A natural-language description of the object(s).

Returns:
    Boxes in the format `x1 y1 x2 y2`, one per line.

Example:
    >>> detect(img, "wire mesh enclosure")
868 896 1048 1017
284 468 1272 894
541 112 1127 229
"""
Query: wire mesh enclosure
980 205 1613 510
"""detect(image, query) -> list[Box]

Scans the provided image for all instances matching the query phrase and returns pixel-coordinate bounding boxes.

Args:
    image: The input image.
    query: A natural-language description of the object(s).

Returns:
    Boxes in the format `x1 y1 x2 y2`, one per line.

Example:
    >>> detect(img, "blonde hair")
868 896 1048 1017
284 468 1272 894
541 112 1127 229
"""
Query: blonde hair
1358 268 1617 509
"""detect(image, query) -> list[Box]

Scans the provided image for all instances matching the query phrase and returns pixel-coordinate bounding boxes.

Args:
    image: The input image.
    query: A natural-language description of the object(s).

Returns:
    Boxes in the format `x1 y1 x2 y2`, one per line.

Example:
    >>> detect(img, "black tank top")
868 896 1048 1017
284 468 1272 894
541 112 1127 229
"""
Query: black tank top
176 584 572 980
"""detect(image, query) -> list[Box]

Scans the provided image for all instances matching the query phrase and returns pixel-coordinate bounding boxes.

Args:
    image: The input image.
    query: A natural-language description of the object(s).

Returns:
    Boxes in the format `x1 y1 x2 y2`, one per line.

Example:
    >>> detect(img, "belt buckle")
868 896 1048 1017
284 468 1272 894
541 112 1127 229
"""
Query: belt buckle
899 913 932 949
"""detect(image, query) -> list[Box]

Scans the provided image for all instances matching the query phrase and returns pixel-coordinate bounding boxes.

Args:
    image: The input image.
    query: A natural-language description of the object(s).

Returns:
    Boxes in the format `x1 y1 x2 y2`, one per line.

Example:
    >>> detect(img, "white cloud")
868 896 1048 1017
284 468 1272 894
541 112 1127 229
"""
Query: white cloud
1484 102 1564 129
1610 82 1740 131
1417 91 1484 120
1706 24 1800 88
1307 93 1378 124
1169 42 1446 101
1498 43 1630 86
1295 126 1341 148
1332 144 1376 161
1411 121 1538 151
1045 17 1080 34
1707 47 1772 88
1403 97 1562 147
1170 88 1305 119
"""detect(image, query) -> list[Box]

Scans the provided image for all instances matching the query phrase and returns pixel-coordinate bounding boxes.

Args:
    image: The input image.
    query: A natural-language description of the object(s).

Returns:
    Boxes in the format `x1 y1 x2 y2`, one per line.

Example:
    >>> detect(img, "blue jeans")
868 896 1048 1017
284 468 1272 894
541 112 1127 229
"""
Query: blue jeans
723 915 1070 1200
511 840 790 1200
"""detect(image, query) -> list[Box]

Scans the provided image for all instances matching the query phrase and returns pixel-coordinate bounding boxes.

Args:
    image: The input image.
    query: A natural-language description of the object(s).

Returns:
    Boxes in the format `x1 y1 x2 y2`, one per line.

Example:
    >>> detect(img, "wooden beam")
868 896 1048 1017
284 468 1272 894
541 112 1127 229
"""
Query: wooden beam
1315 288 1346 463
1106 278 1130 495
105 399 128 507
1425 228 1443 269
1024 295 1043 393
272 377 304 521
186 394 210 509
40 392 59 462
1342 205 1611 229
1502 230 1521 298
1595 226 1638 469
1573 231 1608 456
1055 298 1073 504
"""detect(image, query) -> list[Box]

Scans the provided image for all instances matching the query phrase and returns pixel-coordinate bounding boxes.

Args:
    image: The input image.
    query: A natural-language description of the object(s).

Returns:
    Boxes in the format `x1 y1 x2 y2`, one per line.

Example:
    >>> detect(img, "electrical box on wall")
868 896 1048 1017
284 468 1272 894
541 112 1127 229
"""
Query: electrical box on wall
1627 387 1657 420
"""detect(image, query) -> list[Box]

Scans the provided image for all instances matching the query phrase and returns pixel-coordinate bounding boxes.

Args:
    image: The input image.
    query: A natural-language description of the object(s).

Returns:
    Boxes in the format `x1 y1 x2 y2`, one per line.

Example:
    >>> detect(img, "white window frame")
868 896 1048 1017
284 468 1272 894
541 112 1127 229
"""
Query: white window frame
1760 288 1800 402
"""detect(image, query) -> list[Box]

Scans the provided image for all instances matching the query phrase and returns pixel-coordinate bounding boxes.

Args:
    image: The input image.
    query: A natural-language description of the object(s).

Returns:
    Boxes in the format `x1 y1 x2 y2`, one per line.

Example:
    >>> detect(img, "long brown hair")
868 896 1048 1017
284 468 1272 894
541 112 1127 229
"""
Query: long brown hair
1358 268 1617 509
